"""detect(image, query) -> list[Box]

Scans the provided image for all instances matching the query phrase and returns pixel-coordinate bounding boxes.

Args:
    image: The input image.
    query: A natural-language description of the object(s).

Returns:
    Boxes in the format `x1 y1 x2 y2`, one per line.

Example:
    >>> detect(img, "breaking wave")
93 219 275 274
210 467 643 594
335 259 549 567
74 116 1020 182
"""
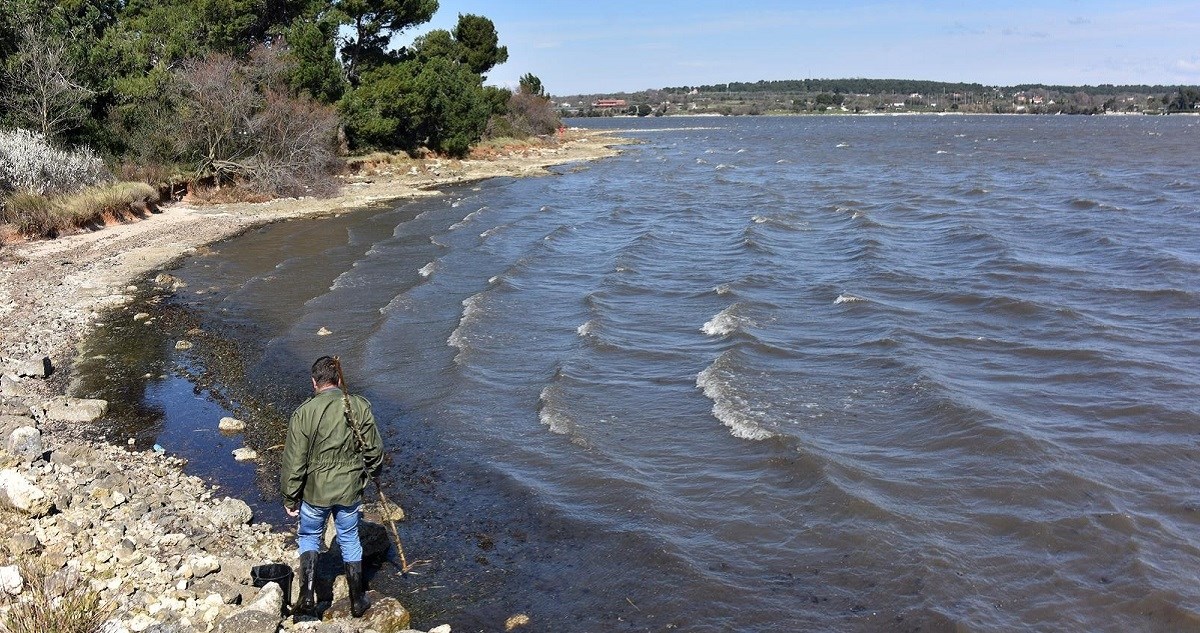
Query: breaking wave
696 355 777 441
702 303 755 337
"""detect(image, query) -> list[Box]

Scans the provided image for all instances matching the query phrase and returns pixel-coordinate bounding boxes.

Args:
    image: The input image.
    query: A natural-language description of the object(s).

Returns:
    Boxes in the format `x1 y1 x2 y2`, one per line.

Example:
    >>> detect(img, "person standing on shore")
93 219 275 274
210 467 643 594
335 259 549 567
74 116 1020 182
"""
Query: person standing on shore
281 356 383 619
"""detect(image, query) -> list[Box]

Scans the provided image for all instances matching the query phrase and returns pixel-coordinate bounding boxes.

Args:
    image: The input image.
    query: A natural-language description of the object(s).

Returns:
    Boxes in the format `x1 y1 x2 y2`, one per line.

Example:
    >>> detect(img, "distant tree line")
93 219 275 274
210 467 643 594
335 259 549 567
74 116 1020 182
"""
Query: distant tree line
669 78 1200 98
0 0 559 198
564 78 1200 118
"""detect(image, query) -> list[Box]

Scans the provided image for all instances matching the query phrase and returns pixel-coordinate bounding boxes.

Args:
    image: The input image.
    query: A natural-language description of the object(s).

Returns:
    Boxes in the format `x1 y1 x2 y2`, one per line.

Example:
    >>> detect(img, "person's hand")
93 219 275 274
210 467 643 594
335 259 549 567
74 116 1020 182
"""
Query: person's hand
285 505 299 518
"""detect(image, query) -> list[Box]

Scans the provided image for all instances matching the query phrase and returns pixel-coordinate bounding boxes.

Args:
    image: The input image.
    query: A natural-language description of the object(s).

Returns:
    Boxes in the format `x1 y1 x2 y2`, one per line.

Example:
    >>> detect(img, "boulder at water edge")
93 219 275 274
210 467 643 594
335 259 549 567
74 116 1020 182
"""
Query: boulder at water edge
322 591 412 632
16 356 52 379
44 397 108 423
208 497 253 529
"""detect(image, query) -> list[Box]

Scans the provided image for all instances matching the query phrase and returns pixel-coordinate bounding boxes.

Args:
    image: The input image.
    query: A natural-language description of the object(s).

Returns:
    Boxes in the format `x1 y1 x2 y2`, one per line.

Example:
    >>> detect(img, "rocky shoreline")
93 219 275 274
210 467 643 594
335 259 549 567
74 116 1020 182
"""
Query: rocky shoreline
0 130 628 632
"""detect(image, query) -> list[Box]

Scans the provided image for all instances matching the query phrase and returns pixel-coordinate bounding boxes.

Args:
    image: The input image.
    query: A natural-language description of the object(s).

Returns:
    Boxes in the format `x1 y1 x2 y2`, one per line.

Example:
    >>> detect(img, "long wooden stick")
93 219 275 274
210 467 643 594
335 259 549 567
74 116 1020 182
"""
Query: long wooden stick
333 357 429 575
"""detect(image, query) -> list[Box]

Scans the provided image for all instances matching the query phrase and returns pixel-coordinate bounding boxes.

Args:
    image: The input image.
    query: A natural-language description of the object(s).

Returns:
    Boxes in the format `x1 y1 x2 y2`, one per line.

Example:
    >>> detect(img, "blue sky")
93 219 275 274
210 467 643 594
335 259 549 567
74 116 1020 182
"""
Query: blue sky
403 1 1200 95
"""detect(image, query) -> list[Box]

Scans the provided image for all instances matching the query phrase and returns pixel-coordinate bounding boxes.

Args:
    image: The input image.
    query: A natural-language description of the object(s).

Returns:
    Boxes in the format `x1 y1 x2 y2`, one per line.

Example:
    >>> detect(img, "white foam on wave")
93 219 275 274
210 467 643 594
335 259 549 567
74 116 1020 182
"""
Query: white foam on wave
696 158 708 164
936 150 950 154
752 215 768 224
836 142 849 148
576 320 597 337
702 304 751 337
480 226 501 238
696 362 775 441
834 293 866 304
538 385 574 435
449 206 487 230
776 159 791 164
430 236 448 248
539 205 551 212
378 294 412 315
736 148 747 154
418 261 436 278
714 283 733 296
447 293 486 355
715 164 731 170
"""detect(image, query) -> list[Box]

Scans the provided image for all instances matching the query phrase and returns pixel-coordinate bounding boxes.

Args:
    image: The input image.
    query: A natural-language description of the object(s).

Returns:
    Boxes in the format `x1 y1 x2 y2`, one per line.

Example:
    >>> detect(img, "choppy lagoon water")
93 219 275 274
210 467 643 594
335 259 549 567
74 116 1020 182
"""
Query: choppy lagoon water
79 115 1200 631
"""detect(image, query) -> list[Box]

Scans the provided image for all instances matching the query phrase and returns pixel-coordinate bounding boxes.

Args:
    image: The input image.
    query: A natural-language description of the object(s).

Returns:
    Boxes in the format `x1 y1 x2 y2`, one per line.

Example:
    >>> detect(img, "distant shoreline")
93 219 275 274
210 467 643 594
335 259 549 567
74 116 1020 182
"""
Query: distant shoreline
577 110 1198 119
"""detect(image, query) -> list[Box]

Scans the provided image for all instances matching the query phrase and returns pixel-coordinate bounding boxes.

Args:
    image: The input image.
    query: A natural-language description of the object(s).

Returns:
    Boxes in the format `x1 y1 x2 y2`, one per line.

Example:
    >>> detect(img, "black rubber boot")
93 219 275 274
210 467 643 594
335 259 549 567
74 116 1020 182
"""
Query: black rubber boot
293 551 317 620
345 561 369 618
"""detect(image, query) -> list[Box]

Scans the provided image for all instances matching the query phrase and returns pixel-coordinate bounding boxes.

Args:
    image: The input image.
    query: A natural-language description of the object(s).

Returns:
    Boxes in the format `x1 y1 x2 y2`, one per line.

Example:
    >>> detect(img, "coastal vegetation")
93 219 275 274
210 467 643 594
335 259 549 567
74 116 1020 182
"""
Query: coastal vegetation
563 78 1200 117
0 0 560 240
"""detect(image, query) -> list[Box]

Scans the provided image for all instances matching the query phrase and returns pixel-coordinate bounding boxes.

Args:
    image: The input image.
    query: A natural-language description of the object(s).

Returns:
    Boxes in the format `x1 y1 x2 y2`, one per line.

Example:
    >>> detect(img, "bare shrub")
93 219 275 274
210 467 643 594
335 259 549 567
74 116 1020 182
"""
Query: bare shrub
2 24 94 141
176 53 261 185
497 91 561 139
175 49 342 198
0 129 111 196
248 91 341 197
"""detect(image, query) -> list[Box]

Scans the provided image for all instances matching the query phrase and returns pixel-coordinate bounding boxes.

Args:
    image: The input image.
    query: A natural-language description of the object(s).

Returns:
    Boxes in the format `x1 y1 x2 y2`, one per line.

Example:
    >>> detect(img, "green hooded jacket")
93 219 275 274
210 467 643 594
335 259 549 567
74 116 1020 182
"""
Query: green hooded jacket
280 387 383 510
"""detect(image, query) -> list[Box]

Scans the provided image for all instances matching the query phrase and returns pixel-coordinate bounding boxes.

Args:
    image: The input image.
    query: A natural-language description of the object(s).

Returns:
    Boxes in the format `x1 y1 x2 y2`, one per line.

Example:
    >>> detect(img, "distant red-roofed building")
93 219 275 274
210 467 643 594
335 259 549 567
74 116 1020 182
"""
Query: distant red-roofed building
592 99 627 109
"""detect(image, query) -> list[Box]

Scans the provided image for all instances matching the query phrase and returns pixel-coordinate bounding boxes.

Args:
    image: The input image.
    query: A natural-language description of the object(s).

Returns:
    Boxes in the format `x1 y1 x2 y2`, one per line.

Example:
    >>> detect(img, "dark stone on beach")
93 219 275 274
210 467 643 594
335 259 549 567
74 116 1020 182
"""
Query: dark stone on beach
216 608 280 633
360 521 392 561
9 533 40 554
193 576 244 605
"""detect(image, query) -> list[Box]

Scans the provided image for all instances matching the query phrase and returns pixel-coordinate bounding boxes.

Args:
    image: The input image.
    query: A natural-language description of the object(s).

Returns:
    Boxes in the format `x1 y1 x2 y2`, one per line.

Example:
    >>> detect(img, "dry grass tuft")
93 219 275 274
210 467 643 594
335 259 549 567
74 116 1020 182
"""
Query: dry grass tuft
1 560 110 633
0 181 158 239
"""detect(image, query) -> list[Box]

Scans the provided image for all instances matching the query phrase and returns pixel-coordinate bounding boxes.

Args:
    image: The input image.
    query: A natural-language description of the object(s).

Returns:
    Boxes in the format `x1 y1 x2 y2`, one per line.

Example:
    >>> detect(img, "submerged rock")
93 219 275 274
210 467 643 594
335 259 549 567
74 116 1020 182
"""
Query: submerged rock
154 273 188 291
218 417 246 433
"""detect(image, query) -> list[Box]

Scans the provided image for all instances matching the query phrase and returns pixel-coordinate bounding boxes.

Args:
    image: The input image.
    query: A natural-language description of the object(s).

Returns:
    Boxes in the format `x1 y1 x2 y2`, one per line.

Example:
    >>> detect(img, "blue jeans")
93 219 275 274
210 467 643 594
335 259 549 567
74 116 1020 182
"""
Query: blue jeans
297 501 362 563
